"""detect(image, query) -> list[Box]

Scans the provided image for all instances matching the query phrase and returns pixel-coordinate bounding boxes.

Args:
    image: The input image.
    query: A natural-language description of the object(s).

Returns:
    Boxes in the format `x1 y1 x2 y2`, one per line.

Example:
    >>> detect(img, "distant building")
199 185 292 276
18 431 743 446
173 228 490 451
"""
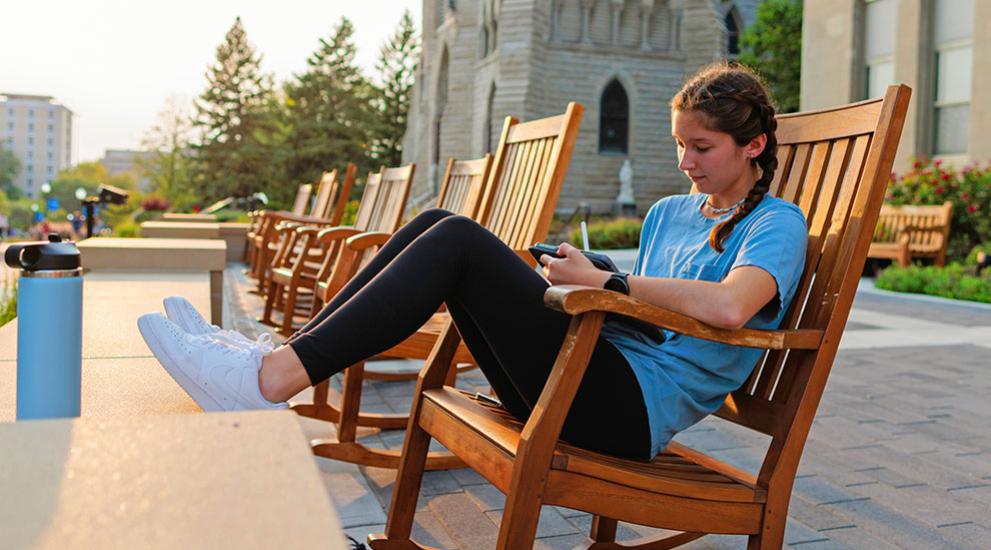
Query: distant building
404 0 760 215
101 149 155 191
0 93 75 198
801 0 990 172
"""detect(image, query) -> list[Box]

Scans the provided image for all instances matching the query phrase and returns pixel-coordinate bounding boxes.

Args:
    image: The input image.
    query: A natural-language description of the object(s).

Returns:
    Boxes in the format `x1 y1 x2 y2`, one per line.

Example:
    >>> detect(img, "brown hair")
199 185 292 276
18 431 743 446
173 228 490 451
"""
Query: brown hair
671 62 778 252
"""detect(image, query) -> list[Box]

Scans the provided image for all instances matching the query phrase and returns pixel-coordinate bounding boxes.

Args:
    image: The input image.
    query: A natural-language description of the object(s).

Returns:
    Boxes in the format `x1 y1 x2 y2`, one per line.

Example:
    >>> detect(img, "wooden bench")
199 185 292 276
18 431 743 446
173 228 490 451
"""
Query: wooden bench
869 202 953 267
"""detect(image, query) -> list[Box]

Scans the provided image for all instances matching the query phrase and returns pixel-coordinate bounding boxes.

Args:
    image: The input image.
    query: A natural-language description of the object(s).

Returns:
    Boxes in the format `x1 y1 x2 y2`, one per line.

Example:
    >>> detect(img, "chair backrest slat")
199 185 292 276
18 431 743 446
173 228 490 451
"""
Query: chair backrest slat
353 172 382 232
309 170 338 219
475 104 584 256
290 184 313 216
436 156 493 218
705 87 911 490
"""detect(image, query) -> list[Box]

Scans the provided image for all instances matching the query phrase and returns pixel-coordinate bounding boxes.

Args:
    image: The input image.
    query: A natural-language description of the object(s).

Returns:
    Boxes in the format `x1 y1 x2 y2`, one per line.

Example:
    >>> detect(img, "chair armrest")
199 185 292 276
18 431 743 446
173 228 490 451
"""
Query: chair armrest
316 226 361 244
271 212 335 225
345 231 393 251
543 285 822 350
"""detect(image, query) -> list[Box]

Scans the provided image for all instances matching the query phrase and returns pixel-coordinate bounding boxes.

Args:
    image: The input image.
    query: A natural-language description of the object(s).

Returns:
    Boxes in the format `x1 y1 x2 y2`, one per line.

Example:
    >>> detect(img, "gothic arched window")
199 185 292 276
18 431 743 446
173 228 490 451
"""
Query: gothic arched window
725 8 741 56
599 79 629 154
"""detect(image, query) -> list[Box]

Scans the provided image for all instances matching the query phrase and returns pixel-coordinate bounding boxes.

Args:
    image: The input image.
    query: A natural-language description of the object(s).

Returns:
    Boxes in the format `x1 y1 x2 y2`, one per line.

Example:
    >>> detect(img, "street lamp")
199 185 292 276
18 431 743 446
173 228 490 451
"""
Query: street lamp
41 183 51 194
75 187 87 201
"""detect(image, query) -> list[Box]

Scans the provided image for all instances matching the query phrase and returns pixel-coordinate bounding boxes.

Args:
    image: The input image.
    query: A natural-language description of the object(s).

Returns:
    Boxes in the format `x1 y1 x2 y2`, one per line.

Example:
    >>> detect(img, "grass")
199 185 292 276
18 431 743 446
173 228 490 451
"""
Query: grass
0 273 16 327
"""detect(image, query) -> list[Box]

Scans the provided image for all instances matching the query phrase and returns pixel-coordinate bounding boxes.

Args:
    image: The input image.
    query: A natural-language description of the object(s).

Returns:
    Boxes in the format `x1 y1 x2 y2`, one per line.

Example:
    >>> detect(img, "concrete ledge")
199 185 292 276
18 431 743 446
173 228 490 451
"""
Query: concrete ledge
0 411 346 549
161 212 216 222
77 238 226 323
140 221 220 240
138 222 247 262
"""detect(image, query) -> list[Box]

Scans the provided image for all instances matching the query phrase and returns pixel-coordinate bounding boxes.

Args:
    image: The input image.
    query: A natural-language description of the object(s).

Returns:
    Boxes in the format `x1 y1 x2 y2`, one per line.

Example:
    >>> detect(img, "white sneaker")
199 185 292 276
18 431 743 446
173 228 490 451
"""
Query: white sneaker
163 295 274 354
137 312 287 412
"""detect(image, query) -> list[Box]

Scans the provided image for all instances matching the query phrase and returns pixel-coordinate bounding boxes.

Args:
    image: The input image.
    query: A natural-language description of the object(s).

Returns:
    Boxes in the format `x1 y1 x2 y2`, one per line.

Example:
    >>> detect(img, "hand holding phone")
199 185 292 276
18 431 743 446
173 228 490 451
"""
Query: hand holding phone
528 243 619 272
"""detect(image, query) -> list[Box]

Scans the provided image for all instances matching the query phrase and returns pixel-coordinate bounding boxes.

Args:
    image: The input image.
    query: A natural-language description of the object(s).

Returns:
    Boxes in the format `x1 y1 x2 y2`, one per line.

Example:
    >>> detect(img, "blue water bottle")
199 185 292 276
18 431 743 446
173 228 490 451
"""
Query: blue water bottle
4 235 83 420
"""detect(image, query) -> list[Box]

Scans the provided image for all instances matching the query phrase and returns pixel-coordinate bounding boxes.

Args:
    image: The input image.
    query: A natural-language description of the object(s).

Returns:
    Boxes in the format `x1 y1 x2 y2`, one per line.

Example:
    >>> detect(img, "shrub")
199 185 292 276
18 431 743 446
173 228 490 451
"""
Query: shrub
340 200 359 226
140 195 170 212
0 275 16 327
568 217 642 249
886 158 991 261
215 210 250 223
875 263 991 304
113 221 141 238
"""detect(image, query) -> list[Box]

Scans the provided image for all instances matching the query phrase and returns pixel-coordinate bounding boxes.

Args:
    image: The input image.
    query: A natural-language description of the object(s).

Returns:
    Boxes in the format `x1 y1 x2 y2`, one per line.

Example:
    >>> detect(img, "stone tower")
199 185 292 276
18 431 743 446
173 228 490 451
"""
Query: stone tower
404 0 759 214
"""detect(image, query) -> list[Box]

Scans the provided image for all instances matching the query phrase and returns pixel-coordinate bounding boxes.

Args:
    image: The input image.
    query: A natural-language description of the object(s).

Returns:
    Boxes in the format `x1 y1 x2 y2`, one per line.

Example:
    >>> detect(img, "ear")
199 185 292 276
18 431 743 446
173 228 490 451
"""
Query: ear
745 133 768 160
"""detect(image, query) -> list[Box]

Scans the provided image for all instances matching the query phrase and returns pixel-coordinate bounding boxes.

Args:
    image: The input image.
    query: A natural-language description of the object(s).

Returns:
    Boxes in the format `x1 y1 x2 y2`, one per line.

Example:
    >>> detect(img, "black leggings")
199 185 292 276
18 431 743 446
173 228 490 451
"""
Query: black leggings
287 209 652 460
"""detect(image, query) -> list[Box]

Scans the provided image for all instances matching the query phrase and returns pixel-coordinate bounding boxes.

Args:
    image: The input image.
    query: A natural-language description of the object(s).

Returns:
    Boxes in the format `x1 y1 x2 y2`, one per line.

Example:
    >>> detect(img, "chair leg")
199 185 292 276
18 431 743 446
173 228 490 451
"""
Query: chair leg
367 388 436 550
495 487 543 549
258 281 280 326
590 516 617 543
280 281 300 336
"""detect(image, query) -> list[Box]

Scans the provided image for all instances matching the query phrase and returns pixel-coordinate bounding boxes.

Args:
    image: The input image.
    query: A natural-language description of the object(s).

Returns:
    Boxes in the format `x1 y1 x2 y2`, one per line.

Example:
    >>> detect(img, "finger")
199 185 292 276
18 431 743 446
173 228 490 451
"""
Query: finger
558 242 575 255
539 254 553 266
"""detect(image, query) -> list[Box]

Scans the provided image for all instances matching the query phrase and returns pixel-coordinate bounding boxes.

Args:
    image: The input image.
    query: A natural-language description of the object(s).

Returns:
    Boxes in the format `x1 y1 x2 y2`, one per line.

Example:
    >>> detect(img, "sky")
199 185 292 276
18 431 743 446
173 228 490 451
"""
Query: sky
0 0 421 163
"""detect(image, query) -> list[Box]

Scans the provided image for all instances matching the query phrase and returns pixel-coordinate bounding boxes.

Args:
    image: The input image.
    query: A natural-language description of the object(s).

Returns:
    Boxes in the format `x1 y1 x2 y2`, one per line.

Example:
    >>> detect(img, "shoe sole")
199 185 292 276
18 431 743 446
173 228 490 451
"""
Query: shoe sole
137 315 225 412
163 296 210 336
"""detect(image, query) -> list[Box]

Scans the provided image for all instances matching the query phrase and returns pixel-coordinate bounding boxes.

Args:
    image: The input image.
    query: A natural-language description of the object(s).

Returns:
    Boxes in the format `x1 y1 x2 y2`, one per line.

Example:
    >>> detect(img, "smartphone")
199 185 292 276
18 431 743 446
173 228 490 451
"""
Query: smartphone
528 243 619 272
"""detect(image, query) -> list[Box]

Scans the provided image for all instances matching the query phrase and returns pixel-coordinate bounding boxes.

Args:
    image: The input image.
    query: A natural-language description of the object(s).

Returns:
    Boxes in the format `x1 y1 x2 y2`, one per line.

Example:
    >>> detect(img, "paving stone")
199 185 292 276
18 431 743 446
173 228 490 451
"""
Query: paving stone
486 506 578 538
428 492 500 549
783 518 831 546
464 483 505 512
449 467 489 486
314 458 387 528
793 475 869 506
420 470 463 496
937 522 991 548
825 497 972 549
532 533 593 550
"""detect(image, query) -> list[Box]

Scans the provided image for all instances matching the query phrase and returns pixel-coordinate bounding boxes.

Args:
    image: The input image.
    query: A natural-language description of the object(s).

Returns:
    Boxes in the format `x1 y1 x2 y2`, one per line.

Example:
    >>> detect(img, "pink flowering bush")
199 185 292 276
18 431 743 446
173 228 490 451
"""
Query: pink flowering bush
140 195 171 212
886 158 991 261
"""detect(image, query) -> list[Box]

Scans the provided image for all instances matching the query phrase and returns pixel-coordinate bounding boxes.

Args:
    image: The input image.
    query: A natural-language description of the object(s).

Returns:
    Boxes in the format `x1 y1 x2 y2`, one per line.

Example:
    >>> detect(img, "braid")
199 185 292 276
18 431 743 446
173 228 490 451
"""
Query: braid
672 61 779 253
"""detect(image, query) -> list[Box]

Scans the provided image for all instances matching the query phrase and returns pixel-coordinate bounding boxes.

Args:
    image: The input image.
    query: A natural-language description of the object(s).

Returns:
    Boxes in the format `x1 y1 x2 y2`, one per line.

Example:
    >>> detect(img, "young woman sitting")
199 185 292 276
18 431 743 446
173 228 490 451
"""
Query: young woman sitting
138 62 807 460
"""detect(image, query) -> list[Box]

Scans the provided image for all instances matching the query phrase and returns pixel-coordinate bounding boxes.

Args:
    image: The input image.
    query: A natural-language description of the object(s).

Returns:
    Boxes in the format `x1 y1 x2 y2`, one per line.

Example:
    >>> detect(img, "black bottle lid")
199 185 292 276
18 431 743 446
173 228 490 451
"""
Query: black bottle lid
2 234 82 271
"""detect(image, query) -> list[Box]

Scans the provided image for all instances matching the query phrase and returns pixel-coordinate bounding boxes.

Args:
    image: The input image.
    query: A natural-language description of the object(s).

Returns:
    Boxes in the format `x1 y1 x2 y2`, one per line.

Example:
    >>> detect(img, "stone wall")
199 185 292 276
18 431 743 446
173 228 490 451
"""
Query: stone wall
404 0 753 214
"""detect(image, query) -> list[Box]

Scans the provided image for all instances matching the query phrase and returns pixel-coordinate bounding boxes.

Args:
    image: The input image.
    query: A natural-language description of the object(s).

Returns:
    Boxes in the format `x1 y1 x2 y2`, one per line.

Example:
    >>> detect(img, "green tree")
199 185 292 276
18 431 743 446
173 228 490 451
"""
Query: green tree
140 96 196 208
738 0 803 113
192 17 274 201
280 17 374 204
0 145 22 197
371 11 420 168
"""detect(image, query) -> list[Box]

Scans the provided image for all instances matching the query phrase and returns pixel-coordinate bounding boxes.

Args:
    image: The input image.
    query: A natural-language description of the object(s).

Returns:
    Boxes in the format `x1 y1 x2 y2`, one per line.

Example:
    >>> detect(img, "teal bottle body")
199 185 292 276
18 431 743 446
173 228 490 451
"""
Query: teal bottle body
16 269 83 420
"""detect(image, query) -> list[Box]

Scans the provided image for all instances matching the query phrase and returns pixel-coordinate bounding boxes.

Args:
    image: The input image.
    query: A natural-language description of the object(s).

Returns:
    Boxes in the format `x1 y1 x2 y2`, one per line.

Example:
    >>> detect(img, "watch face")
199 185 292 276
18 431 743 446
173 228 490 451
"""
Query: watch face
605 273 629 294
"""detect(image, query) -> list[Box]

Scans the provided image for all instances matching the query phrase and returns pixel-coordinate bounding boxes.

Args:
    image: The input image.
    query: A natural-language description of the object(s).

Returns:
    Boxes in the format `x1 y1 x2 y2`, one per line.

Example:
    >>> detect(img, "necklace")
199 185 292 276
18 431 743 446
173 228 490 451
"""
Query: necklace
705 196 745 215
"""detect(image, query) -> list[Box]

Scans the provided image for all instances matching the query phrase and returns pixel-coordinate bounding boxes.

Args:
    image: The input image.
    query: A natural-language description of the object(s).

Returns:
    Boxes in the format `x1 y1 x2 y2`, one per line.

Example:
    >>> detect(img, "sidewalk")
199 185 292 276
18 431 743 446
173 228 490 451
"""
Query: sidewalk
232 262 991 548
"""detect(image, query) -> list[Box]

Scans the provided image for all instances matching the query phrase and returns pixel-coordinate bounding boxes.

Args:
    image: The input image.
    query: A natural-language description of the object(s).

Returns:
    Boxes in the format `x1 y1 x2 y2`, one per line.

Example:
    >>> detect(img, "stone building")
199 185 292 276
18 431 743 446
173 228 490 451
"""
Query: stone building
403 0 759 214
801 0 990 172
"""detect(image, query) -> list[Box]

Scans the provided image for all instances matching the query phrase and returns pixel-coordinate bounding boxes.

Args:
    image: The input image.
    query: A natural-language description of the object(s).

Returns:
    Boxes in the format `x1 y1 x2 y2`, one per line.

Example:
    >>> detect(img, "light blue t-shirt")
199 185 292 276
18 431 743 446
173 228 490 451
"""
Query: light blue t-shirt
601 193 807 457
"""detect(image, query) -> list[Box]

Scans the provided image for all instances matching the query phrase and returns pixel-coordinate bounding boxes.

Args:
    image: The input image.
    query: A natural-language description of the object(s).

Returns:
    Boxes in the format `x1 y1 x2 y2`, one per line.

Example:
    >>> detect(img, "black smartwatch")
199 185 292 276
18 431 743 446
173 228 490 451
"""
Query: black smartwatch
603 272 630 295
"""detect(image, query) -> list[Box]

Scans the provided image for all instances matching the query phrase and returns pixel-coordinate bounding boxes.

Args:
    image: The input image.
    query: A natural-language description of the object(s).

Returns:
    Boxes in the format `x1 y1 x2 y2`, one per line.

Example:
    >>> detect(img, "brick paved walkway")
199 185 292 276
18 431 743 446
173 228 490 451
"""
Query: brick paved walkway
225 260 991 549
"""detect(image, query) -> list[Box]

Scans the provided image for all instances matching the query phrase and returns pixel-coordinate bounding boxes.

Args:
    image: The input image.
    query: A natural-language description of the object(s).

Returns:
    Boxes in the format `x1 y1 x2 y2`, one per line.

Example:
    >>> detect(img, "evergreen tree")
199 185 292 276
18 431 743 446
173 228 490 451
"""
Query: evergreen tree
738 0 803 113
372 11 420 168
192 17 274 200
281 17 375 202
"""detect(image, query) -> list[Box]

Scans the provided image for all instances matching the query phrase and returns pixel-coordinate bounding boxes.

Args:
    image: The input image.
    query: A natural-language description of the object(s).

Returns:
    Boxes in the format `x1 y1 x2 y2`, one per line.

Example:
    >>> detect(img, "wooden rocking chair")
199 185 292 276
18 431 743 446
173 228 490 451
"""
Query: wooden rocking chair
370 85 912 549
293 103 586 471
245 182 312 264
248 165 355 290
262 165 414 335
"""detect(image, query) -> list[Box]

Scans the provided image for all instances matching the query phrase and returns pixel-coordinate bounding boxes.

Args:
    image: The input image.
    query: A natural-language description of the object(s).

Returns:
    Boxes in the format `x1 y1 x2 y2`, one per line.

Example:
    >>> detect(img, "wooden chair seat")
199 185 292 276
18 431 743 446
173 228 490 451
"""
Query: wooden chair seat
422 387 765 507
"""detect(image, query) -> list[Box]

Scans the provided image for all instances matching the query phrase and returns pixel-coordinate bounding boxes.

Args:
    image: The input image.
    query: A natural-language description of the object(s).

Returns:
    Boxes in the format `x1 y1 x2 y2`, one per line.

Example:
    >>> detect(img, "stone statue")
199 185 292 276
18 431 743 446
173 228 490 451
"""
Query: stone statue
616 159 636 216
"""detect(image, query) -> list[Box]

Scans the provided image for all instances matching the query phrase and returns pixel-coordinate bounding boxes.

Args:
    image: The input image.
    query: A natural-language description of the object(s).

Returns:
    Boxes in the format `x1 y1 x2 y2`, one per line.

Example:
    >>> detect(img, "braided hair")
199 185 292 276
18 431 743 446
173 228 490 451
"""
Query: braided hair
671 62 778 253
